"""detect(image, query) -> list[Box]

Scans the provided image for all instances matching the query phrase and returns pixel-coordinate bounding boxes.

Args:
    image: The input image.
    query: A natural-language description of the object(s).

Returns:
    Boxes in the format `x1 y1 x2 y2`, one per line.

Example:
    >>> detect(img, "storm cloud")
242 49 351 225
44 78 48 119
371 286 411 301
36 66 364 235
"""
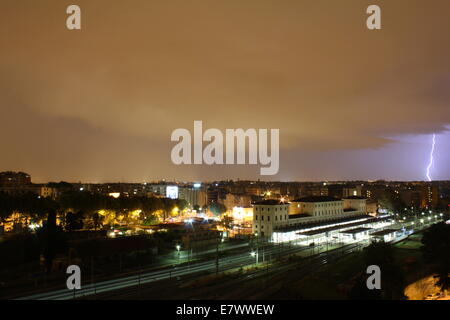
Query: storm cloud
0 0 449 182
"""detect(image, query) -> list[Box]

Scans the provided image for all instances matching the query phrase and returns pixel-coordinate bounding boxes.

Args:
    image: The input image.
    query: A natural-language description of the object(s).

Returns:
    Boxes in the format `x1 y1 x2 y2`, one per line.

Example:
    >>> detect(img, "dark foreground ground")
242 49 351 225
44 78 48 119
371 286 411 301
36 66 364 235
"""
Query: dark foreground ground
81 234 429 300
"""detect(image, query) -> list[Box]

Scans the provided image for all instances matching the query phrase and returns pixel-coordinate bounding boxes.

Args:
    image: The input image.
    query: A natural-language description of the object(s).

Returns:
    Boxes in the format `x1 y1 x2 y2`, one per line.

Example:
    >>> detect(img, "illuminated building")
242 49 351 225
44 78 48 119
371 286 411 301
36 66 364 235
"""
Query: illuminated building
179 186 207 209
289 196 344 217
231 206 253 224
253 200 290 238
166 186 179 199
0 171 32 194
221 193 252 211
253 196 367 239
37 186 57 199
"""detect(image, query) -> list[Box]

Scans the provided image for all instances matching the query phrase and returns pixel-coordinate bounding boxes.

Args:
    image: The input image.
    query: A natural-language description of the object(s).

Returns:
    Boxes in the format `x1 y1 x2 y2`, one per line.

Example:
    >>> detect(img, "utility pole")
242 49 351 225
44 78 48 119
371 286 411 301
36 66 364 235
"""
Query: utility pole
215 232 222 274
256 236 260 264
256 246 259 264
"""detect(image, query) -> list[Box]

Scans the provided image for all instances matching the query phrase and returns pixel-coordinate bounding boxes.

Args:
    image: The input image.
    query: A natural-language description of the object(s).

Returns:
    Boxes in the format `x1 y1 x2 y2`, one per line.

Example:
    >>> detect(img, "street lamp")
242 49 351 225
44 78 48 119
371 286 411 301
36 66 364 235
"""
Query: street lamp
251 250 259 264
176 244 181 260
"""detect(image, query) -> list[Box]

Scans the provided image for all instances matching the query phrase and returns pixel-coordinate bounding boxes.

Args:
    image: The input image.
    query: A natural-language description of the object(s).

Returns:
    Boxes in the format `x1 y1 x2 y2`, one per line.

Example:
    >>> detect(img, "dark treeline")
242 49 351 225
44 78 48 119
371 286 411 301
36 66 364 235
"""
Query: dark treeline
60 191 187 213
421 222 450 292
0 192 58 222
0 190 190 277
0 191 188 224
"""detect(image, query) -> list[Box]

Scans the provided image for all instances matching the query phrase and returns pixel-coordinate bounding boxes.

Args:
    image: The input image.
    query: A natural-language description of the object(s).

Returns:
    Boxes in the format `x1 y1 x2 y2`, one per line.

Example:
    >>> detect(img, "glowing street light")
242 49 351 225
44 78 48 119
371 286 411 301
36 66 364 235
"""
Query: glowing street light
176 244 181 259
250 249 259 264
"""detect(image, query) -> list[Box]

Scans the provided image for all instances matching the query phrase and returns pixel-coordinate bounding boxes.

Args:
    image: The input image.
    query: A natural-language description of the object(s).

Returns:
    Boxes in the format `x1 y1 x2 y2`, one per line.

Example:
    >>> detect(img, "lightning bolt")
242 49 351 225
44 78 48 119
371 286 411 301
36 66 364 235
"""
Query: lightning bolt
426 134 436 181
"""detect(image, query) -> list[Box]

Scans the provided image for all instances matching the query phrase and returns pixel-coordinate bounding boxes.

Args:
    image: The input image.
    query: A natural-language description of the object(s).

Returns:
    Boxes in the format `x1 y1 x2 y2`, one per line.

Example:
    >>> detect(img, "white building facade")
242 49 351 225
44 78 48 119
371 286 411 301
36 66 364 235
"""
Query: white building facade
252 200 290 238
253 196 367 239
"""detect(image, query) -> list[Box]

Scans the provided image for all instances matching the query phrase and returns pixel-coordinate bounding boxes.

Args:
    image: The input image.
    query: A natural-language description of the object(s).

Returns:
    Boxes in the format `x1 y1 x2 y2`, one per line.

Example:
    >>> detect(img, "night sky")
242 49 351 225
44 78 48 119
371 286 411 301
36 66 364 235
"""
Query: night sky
0 1 449 182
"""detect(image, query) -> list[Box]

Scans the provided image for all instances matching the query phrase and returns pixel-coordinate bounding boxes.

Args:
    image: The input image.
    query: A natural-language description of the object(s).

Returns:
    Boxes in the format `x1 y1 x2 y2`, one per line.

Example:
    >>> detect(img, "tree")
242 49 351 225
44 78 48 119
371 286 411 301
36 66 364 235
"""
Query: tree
92 212 101 230
378 190 406 214
209 202 226 216
161 198 174 221
64 211 84 231
36 209 68 273
221 215 234 230
0 192 59 227
353 241 406 300
421 222 450 292
143 213 158 226
0 193 10 223
176 199 188 211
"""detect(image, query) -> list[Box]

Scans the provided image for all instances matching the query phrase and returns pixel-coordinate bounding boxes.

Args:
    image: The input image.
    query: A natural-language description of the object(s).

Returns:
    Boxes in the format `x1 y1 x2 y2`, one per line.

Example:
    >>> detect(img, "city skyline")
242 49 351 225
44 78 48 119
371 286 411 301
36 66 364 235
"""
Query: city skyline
1 1 450 182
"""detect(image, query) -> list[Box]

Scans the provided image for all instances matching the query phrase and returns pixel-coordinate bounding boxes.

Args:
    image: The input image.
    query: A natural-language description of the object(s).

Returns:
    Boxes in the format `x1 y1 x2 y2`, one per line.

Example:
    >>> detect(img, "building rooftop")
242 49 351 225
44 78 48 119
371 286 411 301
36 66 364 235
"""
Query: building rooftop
274 214 390 233
253 199 288 205
371 229 400 237
343 196 367 200
296 220 375 236
292 196 341 203
340 227 372 234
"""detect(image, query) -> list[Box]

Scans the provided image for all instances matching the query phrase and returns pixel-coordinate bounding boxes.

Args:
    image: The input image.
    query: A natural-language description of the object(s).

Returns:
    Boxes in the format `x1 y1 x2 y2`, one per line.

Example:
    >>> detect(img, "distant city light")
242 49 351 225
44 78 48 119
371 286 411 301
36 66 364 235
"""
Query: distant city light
166 186 179 199
28 223 40 230
108 192 120 198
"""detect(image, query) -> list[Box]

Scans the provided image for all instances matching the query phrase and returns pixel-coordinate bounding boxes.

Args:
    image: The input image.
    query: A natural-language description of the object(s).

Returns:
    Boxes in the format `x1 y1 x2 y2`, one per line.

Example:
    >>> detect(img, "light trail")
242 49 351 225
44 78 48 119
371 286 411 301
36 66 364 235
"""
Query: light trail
426 134 436 181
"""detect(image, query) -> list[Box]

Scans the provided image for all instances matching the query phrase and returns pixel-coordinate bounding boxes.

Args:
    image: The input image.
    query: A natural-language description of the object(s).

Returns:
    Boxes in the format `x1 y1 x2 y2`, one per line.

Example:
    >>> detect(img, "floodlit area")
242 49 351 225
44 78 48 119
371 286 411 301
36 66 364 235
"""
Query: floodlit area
271 215 391 244
270 214 438 246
